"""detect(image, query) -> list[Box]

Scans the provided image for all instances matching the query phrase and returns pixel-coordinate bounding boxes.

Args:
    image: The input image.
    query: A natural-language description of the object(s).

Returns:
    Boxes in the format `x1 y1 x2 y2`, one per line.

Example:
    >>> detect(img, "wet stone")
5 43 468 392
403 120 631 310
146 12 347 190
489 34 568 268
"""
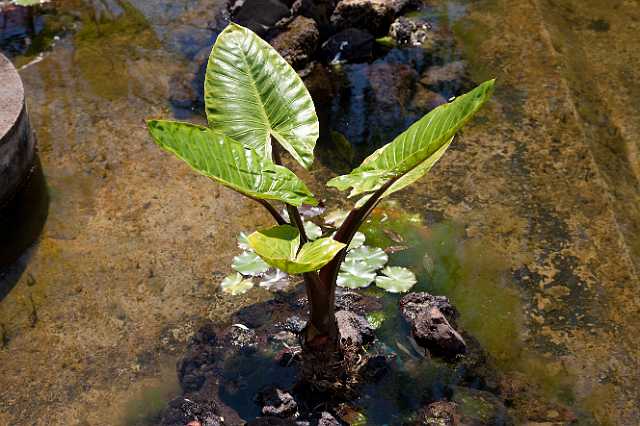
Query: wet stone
270 16 320 69
177 323 219 392
360 353 392 382
317 411 342 426
399 292 459 325
335 290 383 315
320 28 374 63
389 16 432 47
331 0 396 36
336 310 375 347
257 386 299 419
450 386 511 425
231 0 291 35
417 400 457 426
160 396 223 426
247 418 300 425
420 61 469 92
291 0 338 34
412 306 466 360
399 292 466 359
224 324 259 352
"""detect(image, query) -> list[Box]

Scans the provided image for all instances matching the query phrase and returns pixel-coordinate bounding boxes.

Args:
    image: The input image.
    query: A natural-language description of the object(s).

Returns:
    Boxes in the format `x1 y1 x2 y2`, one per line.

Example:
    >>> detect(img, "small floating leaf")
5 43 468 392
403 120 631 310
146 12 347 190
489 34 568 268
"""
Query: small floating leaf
345 245 388 271
334 231 367 249
375 266 417 293
324 209 349 227
220 273 254 295
258 269 290 292
337 260 376 289
237 232 252 251
349 232 366 249
232 251 269 276
304 221 323 240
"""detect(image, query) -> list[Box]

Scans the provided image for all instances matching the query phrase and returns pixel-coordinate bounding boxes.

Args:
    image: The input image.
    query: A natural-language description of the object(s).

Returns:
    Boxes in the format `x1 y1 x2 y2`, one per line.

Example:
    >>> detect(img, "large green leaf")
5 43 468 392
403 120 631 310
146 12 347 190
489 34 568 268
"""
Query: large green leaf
205 23 319 169
327 80 495 206
147 120 317 206
247 225 346 274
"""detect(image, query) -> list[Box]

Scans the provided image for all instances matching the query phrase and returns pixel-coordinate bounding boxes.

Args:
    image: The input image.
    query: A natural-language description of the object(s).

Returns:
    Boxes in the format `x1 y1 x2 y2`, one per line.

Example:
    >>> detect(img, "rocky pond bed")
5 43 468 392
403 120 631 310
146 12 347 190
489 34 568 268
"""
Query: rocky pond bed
2 0 640 424
159 285 578 425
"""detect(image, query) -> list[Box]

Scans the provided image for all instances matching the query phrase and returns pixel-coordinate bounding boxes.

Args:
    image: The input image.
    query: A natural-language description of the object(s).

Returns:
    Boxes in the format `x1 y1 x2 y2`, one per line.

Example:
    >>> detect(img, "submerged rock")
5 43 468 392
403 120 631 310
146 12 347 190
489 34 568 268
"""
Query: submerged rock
231 0 291 35
247 417 300 425
399 292 466 359
335 290 383 315
270 16 320 69
291 0 338 34
450 386 511 425
420 61 468 92
321 28 374 63
413 306 466 359
317 411 342 425
331 0 395 36
336 310 375 347
400 292 459 324
257 386 299 418
177 323 219 392
417 400 458 426
389 16 432 47
224 324 259 352
160 396 223 426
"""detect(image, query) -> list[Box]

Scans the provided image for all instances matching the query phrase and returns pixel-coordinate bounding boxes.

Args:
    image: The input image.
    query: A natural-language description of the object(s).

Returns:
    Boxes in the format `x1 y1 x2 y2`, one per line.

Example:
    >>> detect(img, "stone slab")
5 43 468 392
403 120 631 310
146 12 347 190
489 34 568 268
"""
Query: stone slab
0 53 36 206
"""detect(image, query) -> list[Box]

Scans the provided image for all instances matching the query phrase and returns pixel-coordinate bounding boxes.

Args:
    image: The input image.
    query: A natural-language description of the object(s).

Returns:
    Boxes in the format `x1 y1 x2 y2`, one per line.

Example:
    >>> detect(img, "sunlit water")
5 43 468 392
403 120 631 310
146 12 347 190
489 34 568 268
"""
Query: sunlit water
1 0 639 424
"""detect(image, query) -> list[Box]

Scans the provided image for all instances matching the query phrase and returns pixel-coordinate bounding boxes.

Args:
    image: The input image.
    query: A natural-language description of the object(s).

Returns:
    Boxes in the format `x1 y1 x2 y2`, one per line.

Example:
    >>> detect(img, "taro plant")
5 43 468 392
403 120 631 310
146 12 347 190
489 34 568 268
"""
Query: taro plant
148 23 494 358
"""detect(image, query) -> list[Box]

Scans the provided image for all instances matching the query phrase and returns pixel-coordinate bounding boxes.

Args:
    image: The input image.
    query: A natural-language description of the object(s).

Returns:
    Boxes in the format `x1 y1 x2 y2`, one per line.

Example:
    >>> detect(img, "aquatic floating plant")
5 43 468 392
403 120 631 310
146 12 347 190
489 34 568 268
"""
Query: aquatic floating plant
147 22 494 352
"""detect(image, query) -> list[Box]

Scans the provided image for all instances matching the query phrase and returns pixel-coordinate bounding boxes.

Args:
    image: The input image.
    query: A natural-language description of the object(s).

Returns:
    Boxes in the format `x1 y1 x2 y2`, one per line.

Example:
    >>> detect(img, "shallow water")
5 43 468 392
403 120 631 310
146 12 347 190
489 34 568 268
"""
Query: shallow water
1 0 639 424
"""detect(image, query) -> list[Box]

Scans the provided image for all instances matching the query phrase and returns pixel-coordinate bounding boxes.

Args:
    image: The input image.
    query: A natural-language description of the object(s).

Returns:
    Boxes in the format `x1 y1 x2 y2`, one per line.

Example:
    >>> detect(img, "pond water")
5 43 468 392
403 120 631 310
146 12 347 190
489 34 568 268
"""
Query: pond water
1 0 639 425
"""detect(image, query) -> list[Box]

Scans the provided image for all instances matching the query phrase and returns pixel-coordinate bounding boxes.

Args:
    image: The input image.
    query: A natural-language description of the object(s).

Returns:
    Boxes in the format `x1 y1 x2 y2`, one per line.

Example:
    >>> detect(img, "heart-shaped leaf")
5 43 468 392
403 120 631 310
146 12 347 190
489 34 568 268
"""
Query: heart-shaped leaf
375 266 417 293
232 251 269 276
220 272 254 295
205 23 319 169
327 80 495 207
248 225 346 274
345 245 388 271
147 120 317 206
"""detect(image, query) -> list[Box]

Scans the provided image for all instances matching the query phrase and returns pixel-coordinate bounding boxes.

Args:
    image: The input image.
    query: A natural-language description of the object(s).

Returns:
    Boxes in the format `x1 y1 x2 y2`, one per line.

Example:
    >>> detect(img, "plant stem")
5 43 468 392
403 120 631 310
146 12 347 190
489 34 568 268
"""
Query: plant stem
270 139 307 243
319 179 397 290
250 196 287 225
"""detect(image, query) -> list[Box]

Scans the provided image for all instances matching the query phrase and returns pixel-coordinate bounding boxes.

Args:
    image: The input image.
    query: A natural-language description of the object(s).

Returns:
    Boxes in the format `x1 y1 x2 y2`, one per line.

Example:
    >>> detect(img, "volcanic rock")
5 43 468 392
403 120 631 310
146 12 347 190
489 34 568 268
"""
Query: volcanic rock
336 310 375 347
270 16 320 69
331 0 395 36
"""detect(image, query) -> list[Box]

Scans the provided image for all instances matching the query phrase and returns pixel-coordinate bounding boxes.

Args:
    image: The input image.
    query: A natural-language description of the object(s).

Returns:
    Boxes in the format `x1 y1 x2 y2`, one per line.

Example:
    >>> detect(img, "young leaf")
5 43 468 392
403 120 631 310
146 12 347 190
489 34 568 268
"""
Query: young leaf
205 23 319 169
375 266 417 293
220 272 255 295
327 80 495 206
147 120 317 207
248 225 346 274
232 251 269 276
